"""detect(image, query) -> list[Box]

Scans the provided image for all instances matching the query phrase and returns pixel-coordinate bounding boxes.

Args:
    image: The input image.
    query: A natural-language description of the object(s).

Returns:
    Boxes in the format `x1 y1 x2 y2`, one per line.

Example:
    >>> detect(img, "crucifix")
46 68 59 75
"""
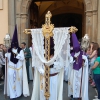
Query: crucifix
42 11 54 99
24 11 77 100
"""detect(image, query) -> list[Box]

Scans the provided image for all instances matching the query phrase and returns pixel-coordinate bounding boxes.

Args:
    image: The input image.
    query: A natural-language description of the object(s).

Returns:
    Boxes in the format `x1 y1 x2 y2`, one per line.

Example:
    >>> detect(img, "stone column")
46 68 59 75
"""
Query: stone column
97 0 100 44
92 0 98 42
8 0 15 37
20 14 29 46
16 0 22 44
92 10 98 42
16 14 21 44
85 11 93 41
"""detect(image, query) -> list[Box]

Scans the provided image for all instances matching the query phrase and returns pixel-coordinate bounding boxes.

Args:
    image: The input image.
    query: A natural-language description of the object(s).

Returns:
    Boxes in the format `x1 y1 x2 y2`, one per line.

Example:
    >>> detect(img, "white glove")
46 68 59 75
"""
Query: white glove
70 47 73 50
54 60 64 70
5 53 8 58
82 55 87 60
12 48 18 55
38 68 44 75
16 54 21 59
74 51 80 58
54 62 59 68
70 56 73 63
82 55 87 66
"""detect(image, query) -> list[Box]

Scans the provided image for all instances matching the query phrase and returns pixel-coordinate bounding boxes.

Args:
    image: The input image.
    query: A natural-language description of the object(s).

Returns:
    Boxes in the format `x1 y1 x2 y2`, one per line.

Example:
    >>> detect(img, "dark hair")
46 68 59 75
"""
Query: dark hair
97 48 100 57
21 42 26 46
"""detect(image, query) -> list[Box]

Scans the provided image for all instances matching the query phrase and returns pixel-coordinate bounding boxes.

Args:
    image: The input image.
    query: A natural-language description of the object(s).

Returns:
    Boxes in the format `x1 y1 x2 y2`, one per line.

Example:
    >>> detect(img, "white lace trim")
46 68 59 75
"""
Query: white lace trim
31 28 70 74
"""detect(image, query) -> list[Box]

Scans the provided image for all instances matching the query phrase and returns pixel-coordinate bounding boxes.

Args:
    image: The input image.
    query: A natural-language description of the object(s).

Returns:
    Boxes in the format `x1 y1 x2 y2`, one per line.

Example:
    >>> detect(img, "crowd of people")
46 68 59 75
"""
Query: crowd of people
0 27 100 100
70 40 100 100
62 33 100 100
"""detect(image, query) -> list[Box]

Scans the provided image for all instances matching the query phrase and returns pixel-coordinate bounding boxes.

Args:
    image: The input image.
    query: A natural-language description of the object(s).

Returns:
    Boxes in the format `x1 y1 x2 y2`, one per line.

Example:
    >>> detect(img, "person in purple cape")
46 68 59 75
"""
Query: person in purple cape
4 25 29 100
68 32 89 100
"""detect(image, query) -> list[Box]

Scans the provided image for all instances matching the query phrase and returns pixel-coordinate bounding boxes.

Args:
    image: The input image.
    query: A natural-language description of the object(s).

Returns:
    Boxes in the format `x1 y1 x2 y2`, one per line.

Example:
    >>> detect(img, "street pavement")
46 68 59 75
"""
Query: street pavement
0 81 97 100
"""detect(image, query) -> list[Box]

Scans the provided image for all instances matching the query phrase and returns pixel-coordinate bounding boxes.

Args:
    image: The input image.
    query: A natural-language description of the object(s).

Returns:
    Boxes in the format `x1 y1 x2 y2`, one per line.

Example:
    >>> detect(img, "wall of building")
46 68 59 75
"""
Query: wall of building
98 0 100 44
8 0 15 39
0 0 8 44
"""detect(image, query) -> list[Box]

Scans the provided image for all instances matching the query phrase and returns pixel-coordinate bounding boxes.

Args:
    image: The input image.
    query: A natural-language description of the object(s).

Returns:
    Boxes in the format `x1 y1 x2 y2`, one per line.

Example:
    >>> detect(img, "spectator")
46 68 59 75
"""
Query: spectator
1 45 7 77
91 48 100 99
0 48 5 80
21 42 31 83
89 42 99 87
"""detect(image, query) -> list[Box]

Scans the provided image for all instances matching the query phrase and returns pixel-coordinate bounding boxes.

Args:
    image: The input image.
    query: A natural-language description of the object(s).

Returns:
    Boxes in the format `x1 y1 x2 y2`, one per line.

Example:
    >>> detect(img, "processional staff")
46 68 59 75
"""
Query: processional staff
4 34 11 98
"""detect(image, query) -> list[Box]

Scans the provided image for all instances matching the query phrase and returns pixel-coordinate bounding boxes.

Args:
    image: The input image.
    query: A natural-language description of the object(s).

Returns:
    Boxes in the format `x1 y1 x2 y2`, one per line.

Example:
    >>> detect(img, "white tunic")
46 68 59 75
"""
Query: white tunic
5 50 30 99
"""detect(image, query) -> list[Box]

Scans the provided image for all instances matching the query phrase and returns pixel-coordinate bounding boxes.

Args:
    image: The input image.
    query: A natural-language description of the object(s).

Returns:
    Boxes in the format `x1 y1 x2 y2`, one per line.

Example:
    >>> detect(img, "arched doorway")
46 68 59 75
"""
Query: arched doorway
16 0 98 46
28 0 84 46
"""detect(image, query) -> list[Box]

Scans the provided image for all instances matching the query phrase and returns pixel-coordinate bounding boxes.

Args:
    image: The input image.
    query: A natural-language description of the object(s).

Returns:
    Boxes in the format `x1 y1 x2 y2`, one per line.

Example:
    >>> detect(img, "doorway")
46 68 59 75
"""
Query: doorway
28 0 84 45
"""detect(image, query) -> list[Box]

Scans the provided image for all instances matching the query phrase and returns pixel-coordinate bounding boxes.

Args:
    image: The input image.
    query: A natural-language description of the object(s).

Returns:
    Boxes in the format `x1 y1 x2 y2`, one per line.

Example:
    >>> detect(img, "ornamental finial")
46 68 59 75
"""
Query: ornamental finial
69 26 78 33
42 11 54 38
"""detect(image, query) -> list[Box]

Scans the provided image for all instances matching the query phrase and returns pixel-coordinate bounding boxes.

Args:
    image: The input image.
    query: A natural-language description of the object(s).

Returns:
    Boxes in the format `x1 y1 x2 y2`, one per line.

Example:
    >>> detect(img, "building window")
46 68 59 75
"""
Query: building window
0 0 3 10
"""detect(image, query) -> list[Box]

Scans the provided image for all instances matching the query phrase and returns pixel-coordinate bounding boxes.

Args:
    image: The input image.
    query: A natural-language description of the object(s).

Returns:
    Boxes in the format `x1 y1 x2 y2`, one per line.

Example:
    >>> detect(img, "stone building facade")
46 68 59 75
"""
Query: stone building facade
0 0 8 44
0 0 100 46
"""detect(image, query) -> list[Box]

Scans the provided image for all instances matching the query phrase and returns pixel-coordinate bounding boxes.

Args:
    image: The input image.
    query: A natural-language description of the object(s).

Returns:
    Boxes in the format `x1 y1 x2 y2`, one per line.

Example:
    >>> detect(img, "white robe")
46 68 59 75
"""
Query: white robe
5 50 30 99
68 55 89 100
31 60 64 100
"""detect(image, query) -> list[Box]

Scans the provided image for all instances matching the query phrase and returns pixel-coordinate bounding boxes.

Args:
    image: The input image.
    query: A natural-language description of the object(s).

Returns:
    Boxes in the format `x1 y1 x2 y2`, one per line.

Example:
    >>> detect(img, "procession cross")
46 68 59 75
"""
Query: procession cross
42 11 54 99
24 11 77 100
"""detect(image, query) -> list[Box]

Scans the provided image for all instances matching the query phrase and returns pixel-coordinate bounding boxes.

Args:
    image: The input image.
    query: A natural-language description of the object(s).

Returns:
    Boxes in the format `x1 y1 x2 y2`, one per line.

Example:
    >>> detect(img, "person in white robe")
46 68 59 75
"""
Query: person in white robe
4 26 29 99
68 33 89 100
31 48 64 100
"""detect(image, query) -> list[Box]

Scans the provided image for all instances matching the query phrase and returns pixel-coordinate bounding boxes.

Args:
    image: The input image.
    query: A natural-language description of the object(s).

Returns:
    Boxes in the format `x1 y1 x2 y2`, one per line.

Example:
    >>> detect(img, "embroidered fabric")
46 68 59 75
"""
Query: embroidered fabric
31 27 70 74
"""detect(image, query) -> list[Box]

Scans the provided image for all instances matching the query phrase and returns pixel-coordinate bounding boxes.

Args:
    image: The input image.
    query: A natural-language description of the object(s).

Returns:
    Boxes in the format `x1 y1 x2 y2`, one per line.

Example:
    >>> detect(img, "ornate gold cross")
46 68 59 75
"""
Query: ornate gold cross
42 11 54 100
23 11 78 100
